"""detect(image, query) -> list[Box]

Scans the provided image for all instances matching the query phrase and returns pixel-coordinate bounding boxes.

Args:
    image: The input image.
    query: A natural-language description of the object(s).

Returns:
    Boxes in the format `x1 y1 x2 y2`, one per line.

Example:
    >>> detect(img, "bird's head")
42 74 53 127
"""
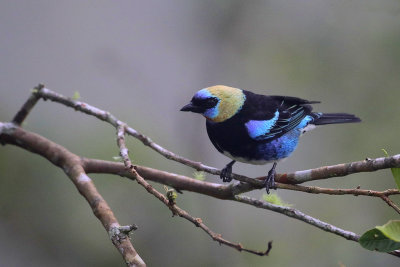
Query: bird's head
180 85 246 122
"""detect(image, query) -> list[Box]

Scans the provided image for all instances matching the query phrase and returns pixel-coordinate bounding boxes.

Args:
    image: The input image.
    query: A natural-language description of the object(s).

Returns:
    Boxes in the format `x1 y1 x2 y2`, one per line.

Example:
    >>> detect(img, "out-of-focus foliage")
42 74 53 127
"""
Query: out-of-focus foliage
1 1 400 266
360 220 400 252
71 91 81 101
262 193 292 207
193 171 206 181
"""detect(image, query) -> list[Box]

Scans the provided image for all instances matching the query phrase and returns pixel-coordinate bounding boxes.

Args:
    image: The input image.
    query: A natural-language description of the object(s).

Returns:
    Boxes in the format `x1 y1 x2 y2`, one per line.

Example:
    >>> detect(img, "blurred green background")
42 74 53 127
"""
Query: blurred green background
1 1 400 266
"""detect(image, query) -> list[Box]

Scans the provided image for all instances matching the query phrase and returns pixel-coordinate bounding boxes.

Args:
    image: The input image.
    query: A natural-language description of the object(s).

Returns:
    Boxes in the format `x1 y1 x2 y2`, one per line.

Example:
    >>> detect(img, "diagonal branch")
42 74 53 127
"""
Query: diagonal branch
380 195 400 214
0 122 146 267
234 195 360 241
12 84 43 125
116 124 272 256
233 195 400 257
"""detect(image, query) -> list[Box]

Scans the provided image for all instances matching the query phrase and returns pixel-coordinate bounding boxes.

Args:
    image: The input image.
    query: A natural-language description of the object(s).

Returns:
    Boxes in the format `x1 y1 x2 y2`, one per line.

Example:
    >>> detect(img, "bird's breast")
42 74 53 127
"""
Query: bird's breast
206 120 303 164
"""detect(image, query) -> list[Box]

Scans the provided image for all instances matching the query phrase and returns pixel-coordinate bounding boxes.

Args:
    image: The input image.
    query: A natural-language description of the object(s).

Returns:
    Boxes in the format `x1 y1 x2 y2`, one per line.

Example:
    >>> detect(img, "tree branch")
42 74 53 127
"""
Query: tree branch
234 195 360 241
12 84 43 125
277 156 400 184
3 124 400 258
380 195 400 215
82 158 400 199
2 85 400 262
116 124 272 256
33 86 400 187
0 122 146 267
276 183 400 197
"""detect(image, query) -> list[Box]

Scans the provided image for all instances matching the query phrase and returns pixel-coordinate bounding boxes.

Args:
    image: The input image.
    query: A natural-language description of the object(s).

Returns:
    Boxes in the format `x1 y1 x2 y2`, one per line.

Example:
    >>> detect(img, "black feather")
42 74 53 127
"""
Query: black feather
240 91 316 140
312 113 361 125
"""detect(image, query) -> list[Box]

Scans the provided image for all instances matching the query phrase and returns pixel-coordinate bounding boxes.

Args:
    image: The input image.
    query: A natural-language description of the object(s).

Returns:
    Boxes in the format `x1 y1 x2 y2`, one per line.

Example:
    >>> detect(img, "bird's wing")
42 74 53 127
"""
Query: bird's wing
244 95 319 141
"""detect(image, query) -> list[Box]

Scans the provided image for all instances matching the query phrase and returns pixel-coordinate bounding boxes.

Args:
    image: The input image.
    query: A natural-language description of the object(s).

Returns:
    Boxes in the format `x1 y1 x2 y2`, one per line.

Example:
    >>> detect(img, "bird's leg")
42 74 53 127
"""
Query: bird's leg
264 162 277 194
220 160 236 183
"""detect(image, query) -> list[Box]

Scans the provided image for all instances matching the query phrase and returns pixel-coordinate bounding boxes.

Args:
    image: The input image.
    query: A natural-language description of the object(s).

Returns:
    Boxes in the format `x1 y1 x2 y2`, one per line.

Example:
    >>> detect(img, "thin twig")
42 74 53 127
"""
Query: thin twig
276 183 400 197
380 195 400 215
12 84 43 125
116 124 272 256
234 195 360 241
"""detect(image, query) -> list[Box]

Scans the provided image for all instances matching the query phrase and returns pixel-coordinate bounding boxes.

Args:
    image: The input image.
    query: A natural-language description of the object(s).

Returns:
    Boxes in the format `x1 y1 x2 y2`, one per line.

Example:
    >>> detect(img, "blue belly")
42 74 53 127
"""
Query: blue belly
248 116 313 163
255 130 300 161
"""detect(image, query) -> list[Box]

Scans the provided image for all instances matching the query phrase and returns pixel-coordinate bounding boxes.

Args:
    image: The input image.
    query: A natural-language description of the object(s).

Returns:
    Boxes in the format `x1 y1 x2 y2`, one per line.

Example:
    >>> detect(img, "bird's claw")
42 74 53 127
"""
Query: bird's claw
264 163 277 194
220 160 235 183
220 165 233 182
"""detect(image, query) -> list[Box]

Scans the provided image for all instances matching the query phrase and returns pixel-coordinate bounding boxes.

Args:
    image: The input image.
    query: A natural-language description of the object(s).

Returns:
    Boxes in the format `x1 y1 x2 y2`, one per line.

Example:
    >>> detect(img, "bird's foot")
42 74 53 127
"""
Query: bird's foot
220 160 236 183
264 162 277 194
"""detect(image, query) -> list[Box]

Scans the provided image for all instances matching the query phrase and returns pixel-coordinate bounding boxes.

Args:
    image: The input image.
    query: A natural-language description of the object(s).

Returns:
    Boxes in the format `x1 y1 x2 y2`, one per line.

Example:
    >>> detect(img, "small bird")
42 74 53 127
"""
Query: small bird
180 85 361 193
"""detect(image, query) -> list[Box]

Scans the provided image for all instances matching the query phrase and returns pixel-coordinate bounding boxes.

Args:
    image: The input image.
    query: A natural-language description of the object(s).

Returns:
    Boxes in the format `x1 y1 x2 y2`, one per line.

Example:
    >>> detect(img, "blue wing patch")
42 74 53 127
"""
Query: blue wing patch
245 110 280 140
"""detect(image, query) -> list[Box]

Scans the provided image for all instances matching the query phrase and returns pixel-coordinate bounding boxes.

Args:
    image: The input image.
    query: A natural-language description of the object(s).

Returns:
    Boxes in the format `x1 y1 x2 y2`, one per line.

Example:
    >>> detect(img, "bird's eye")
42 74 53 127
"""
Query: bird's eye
203 97 219 108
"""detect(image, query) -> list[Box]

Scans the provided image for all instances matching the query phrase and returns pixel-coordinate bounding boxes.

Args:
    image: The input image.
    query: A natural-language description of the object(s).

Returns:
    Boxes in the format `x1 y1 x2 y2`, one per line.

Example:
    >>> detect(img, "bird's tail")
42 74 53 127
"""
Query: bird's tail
311 113 361 125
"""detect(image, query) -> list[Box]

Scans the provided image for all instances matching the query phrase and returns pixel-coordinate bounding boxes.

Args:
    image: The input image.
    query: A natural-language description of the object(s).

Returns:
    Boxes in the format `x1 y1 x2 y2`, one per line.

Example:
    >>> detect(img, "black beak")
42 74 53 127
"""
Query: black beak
180 103 204 113
180 103 194 112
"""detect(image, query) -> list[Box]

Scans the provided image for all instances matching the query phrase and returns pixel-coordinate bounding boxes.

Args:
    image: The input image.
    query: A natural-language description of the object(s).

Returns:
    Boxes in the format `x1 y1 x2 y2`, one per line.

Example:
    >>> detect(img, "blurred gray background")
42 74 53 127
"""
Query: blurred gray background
1 1 400 266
